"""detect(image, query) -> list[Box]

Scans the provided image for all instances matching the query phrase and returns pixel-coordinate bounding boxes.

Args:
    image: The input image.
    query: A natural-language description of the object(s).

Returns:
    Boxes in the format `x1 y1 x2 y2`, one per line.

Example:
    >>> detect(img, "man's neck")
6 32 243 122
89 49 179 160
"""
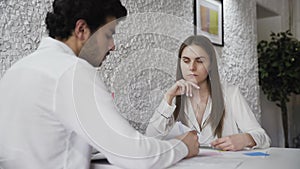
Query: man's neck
59 36 80 56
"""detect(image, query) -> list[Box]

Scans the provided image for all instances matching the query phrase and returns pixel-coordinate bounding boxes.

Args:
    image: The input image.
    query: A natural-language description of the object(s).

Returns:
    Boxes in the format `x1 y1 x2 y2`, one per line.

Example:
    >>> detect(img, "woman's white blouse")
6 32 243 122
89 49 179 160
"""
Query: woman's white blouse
146 84 271 149
0 37 188 169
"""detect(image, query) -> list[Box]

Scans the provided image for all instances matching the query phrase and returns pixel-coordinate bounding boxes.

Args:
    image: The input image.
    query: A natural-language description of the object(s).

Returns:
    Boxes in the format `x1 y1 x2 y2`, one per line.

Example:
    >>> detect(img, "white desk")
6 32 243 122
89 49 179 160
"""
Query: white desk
90 147 300 169
238 147 300 169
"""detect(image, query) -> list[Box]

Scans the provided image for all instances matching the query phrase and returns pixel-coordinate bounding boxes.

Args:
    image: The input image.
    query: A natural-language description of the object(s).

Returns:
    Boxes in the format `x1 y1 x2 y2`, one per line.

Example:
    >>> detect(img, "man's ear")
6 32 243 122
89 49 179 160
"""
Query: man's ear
74 19 91 42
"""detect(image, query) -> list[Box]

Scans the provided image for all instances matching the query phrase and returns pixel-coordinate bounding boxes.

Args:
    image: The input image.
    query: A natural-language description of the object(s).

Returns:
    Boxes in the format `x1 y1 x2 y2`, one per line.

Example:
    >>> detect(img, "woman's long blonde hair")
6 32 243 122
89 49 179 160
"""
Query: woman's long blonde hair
174 35 225 137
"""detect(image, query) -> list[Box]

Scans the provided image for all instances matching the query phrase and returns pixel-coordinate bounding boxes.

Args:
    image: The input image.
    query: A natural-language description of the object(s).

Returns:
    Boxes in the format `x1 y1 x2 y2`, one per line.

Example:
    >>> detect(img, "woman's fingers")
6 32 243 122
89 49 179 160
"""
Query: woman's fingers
165 79 199 105
187 81 200 89
186 81 200 97
176 80 200 97
165 79 200 98
210 136 240 151
176 80 186 95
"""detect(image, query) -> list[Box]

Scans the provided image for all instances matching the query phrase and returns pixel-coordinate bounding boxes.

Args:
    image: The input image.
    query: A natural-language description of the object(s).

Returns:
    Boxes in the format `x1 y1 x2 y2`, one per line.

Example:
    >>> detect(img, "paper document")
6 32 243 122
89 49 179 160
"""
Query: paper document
164 121 193 140
169 156 243 169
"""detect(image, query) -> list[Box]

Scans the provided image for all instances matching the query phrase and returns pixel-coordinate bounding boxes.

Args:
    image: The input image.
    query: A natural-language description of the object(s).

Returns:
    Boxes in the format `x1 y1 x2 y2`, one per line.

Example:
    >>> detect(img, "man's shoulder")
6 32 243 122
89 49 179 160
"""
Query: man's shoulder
9 49 77 81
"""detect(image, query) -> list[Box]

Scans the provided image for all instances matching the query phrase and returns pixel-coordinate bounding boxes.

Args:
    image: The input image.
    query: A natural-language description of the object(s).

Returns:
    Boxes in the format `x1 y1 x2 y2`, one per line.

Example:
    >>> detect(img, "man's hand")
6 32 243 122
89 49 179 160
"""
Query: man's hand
176 130 199 158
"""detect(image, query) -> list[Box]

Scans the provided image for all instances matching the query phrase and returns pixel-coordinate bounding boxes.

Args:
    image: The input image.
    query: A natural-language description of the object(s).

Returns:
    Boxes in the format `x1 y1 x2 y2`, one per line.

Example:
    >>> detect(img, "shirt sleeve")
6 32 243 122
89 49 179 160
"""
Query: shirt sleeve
226 85 271 149
55 61 188 169
145 97 177 139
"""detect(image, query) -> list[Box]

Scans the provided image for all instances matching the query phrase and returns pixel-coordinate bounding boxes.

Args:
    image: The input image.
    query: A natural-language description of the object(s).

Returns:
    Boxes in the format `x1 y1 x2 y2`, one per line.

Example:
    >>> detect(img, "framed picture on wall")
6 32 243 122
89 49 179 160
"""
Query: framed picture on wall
194 0 224 46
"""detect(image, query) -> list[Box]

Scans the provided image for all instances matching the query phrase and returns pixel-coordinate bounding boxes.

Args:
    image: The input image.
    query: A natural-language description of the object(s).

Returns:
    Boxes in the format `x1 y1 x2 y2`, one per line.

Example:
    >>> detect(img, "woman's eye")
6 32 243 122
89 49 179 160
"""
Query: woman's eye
183 59 189 63
197 59 203 63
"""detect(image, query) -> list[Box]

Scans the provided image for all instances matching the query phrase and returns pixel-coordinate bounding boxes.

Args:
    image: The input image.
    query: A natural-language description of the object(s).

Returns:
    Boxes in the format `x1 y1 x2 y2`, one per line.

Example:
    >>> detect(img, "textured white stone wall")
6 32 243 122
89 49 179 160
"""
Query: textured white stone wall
100 0 195 132
0 0 53 77
0 0 261 133
221 0 261 122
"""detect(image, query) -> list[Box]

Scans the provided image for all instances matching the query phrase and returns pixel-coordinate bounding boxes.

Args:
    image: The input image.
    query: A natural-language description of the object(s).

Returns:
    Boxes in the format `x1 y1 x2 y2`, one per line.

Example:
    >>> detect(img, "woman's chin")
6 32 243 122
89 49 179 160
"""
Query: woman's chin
185 79 199 84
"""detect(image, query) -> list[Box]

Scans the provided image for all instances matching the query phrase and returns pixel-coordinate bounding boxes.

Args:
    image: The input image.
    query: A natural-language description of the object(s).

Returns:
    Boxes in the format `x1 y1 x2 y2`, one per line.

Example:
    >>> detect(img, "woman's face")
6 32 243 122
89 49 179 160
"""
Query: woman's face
180 44 210 85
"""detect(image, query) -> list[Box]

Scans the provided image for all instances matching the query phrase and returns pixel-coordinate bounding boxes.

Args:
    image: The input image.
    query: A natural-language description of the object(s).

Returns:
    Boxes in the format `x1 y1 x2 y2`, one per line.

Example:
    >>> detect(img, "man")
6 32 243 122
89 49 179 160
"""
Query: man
0 0 199 169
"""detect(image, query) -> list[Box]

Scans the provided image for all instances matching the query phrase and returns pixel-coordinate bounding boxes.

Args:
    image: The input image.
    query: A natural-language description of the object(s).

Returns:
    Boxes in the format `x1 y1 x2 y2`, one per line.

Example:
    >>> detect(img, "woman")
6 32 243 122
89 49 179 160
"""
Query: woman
146 35 271 151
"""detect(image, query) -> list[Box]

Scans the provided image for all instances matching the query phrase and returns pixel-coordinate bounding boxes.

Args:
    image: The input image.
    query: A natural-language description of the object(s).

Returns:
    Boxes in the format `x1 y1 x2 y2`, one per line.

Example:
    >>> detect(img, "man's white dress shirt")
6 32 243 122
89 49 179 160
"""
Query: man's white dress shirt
146 84 271 149
0 37 188 169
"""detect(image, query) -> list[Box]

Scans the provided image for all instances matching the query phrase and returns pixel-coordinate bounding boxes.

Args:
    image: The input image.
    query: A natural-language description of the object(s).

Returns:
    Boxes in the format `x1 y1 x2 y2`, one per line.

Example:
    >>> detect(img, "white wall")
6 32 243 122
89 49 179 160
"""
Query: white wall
296 2 300 39
221 0 261 123
256 0 300 147
257 15 284 147
257 16 281 41
256 0 290 31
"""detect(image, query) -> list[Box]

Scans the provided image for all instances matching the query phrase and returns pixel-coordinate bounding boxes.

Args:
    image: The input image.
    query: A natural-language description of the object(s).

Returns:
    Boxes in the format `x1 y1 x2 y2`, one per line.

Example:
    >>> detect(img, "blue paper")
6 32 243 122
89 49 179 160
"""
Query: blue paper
243 152 270 156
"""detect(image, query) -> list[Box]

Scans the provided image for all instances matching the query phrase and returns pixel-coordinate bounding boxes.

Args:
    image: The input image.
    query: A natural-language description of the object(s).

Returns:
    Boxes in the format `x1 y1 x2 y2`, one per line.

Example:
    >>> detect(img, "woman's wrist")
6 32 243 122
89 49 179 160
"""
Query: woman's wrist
244 133 256 148
164 93 174 105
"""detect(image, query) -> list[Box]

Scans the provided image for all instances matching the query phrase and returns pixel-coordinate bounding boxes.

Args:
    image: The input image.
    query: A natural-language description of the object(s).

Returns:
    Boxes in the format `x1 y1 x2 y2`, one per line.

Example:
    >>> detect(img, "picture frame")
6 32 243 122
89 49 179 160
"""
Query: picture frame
194 0 224 46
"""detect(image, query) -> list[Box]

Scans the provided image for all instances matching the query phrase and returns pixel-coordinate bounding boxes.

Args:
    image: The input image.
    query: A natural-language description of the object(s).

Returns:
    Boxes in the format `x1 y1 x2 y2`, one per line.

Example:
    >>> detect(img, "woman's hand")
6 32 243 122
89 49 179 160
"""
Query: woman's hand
165 79 200 105
210 133 256 151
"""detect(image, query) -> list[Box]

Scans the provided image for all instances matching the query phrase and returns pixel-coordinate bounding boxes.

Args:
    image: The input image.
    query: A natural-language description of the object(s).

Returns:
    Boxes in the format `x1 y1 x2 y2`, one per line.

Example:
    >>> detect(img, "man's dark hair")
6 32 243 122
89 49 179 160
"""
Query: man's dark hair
45 0 127 39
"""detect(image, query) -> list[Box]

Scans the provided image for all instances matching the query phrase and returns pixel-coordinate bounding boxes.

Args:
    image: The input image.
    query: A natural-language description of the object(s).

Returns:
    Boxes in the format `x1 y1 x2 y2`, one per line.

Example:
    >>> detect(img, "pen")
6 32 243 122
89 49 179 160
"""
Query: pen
200 144 212 148
199 144 222 150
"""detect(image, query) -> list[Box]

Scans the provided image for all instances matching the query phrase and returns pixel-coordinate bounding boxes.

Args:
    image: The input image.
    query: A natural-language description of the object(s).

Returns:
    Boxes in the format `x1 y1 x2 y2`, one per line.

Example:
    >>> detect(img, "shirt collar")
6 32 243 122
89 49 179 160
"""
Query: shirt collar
185 96 212 130
38 37 76 56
